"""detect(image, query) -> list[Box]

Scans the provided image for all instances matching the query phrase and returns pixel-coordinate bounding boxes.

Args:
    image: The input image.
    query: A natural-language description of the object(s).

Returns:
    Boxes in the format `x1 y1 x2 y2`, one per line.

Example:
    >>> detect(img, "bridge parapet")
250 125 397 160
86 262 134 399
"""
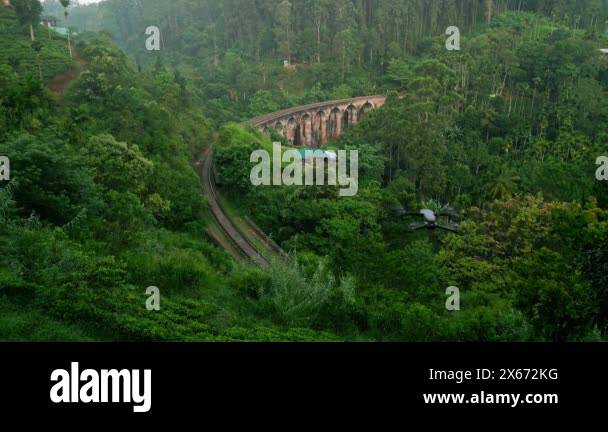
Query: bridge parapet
246 95 386 147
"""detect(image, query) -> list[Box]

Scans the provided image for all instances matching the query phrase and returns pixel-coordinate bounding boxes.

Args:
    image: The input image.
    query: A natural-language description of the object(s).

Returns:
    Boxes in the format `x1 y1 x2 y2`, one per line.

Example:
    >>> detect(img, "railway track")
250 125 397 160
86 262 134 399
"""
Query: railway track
199 147 271 269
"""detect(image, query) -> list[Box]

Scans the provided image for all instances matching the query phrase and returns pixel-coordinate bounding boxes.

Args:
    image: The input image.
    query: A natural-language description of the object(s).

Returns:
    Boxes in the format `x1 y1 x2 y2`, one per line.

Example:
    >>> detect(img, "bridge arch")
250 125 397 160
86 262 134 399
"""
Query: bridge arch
329 107 342 139
274 121 285 137
358 102 374 121
342 104 357 132
286 117 298 144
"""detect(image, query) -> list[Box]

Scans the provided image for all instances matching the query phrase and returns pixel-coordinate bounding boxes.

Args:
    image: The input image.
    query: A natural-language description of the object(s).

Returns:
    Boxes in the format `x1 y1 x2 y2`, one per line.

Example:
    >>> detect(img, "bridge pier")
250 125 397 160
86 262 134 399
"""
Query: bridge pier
314 111 327 146
346 105 357 128
301 114 313 147
332 108 342 139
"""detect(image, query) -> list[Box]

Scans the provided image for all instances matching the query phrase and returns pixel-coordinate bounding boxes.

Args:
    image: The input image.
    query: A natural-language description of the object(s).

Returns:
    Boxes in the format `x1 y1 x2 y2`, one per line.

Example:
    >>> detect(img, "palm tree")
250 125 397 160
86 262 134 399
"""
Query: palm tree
59 0 72 59
491 166 520 199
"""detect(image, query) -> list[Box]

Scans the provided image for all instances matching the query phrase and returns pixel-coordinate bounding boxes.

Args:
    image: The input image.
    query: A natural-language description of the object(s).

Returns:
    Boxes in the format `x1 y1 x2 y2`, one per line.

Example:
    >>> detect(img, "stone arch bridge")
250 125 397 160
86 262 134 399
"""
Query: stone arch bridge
246 95 386 147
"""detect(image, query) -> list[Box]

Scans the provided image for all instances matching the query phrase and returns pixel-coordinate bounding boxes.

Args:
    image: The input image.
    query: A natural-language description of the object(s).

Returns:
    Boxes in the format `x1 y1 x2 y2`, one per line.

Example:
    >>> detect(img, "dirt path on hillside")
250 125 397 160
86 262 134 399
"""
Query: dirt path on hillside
48 48 84 95
48 66 81 94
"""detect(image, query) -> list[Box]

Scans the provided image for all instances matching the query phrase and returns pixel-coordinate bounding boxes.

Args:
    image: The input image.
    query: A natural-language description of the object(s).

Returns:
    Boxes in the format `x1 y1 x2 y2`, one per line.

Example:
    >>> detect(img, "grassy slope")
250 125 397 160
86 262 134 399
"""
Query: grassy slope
0 7 73 80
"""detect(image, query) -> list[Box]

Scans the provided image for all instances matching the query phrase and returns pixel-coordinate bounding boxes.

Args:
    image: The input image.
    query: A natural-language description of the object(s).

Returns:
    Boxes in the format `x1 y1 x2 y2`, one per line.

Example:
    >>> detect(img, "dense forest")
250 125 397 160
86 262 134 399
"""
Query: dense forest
42 0 608 120
45 1 608 62
1 0 608 341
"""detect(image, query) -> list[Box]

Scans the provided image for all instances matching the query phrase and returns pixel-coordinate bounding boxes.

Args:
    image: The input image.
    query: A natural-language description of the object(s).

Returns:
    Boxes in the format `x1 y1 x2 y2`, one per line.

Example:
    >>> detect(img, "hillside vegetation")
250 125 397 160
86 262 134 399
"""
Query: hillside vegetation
1 0 608 341
0 24 339 341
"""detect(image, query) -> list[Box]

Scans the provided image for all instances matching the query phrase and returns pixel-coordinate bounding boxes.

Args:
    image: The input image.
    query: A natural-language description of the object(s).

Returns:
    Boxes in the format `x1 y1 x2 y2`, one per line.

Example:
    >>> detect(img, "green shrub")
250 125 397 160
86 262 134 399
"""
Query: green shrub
260 258 357 330
231 266 272 299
